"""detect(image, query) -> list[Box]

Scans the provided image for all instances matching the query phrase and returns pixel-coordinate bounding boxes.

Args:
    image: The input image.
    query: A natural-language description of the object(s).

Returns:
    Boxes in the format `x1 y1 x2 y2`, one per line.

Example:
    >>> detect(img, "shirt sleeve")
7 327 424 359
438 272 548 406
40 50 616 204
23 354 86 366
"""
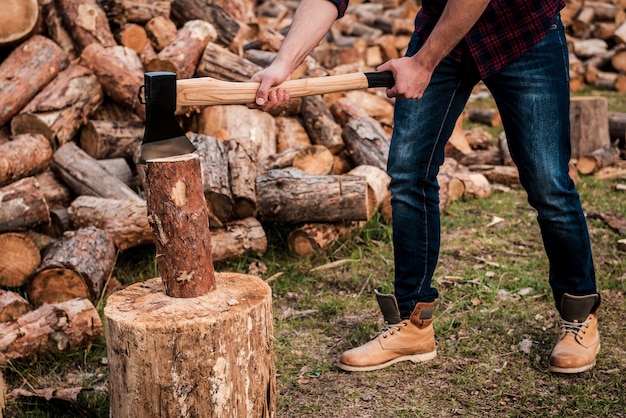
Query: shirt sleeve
327 0 349 18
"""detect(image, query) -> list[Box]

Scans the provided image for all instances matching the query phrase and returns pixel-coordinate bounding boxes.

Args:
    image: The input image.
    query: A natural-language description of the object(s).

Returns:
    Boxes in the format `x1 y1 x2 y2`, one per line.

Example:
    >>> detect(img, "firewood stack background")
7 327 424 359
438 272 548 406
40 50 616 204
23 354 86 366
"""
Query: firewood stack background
1 0 625 363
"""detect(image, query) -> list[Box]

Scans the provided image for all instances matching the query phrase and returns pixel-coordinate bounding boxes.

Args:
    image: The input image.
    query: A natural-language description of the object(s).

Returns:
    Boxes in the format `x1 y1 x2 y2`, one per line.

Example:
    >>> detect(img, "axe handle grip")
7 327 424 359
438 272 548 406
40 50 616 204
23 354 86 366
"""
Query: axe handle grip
176 72 394 107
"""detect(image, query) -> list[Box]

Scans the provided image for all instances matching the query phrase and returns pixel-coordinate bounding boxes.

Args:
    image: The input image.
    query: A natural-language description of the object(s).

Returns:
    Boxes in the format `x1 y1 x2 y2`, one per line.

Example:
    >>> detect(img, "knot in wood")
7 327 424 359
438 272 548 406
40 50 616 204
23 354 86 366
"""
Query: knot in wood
170 180 188 207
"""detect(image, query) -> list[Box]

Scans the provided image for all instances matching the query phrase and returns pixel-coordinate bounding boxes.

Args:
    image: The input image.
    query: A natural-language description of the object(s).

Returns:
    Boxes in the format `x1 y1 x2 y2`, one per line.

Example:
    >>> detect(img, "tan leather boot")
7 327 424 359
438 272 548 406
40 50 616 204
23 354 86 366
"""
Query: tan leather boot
338 291 436 372
549 293 601 374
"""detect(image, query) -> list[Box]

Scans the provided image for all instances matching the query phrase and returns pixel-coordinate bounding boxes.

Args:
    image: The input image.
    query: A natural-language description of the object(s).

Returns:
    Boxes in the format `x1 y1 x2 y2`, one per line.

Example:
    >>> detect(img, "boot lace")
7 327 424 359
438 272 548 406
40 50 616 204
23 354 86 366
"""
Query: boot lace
560 318 588 336
380 322 407 338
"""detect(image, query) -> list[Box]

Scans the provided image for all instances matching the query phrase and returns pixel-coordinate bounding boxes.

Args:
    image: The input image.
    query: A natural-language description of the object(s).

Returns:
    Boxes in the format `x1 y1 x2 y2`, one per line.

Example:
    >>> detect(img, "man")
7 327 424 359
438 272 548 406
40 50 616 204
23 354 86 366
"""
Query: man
251 0 601 374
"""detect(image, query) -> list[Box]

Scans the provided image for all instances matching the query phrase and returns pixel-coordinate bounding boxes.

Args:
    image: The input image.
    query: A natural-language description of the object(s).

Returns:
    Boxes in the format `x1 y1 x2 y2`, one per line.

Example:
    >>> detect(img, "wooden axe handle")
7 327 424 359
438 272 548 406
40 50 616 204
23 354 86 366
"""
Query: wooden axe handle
176 72 394 107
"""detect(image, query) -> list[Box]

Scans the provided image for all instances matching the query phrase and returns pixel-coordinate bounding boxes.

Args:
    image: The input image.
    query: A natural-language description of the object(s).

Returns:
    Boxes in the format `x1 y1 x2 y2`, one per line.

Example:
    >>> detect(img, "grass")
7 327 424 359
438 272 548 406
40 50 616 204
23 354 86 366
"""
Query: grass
2 95 626 416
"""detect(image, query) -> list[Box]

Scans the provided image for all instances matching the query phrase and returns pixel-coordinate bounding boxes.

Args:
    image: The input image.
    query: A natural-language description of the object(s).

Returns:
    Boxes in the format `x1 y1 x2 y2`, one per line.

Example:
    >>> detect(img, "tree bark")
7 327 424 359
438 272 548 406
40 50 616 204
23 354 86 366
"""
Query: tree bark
301 96 345 155
11 64 103 147
79 119 144 160
0 290 31 323
0 233 41 288
196 43 262 81
0 298 102 364
27 226 116 306
256 168 371 223
170 0 240 47
0 134 52 187
210 217 267 262
143 154 215 298
287 222 360 257
577 143 622 174
67 196 152 251
104 274 275 418
0 35 69 126
56 0 117 51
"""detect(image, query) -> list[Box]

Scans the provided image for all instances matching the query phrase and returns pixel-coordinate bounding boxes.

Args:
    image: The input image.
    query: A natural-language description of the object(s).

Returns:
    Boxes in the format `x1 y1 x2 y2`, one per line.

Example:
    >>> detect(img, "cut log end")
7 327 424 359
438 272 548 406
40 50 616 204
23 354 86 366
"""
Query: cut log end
0 0 39 45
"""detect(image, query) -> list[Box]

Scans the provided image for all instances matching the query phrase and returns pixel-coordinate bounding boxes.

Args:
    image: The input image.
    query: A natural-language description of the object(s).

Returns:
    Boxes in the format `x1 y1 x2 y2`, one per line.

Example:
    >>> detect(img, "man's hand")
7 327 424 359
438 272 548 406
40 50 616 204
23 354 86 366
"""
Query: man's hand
248 64 292 111
377 56 433 100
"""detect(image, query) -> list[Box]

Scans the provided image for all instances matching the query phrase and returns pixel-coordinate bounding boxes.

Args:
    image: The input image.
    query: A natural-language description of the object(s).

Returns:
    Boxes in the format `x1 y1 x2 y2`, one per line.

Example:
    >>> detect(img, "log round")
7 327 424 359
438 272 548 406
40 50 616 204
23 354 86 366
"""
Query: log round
104 274 276 418
0 0 39 45
0 233 41 288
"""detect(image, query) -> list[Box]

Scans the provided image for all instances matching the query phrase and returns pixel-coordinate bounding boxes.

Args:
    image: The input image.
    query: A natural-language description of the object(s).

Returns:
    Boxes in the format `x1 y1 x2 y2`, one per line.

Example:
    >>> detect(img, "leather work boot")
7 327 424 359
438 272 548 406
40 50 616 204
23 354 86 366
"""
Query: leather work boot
338 291 436 372
549 293 601 374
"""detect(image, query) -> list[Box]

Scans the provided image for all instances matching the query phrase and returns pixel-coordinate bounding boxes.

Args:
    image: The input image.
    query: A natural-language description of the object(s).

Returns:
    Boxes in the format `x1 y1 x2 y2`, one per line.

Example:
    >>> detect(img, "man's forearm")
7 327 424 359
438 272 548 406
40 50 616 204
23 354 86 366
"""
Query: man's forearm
272 0 339 74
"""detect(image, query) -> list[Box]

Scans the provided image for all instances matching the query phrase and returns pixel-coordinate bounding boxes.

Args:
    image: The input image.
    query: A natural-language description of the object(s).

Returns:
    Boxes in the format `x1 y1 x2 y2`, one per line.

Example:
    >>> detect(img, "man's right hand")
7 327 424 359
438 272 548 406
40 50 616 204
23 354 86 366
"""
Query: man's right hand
248 64 292 112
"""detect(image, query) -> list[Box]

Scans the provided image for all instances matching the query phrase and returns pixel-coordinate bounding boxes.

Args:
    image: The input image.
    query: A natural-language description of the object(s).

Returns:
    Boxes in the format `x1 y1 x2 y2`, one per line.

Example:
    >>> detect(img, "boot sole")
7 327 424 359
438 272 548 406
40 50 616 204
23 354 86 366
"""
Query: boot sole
337 350 437 372
548 343 600 374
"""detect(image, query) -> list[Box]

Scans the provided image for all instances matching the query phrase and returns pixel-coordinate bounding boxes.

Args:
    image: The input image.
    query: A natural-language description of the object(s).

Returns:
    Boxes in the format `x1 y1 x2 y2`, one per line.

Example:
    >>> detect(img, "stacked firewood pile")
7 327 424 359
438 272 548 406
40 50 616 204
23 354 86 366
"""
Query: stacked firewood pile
1 0 625 363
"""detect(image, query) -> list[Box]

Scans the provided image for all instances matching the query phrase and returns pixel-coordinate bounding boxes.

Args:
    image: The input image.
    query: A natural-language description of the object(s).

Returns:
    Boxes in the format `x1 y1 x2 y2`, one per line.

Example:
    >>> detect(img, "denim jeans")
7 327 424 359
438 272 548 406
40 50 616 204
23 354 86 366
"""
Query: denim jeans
388 16 597 318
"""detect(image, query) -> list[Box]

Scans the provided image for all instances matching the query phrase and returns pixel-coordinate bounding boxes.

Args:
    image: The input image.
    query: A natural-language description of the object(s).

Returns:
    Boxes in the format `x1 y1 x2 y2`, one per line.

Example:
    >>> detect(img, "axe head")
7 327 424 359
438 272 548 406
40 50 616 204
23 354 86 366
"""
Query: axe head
137 72 196 164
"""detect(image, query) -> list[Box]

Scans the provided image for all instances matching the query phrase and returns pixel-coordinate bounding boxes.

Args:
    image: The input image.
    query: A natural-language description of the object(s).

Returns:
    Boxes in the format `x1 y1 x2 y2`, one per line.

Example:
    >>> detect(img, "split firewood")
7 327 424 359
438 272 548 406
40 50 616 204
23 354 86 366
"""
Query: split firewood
0 233 41 288
292 145 335 175
170 1 240 47
275 116 311 152
570 96 611 159
468 165 521 186
188 133 234 226
467 108 502 127
301 96 345 155
0 134 52 187
577 143 622 174
196 43 263 81
437 173 466 212
0 297 103 364
35 171 73 210
454 172 492 199
347 165 391 214
10 64 103 147
145 16 178 52
51 142 144 203
80 43 146 120
56 0 117 51
256 168 371 223
0 291 31 323
67 196 152 251
0 177 51 233
287 222 361 257
210 217 267 262
40 0 78 59
0 35 69 127
444 114 472 161
0 0 39 46
28 226 116 306
146 20 216 79
79 119 144 160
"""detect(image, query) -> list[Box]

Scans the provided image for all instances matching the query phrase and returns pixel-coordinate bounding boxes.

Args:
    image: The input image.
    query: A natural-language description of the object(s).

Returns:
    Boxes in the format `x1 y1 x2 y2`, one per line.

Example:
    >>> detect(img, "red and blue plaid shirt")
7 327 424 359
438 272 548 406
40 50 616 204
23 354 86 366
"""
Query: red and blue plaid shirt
328 0 566 78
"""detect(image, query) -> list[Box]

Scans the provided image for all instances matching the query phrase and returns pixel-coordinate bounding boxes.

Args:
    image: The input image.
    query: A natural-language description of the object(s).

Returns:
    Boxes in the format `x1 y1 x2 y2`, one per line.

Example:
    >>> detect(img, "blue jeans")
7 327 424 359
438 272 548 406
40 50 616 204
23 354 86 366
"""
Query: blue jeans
388 16 597 318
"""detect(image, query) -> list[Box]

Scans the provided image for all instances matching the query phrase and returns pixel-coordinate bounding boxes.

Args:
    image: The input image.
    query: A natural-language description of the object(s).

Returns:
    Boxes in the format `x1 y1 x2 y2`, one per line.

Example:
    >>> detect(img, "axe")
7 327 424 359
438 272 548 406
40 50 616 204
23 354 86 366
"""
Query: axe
137 71 395 163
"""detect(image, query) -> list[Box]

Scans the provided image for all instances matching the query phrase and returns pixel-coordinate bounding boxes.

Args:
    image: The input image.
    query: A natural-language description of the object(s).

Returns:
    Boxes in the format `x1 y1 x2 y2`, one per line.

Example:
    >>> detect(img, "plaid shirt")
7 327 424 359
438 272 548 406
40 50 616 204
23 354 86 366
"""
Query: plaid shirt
328 0 566 78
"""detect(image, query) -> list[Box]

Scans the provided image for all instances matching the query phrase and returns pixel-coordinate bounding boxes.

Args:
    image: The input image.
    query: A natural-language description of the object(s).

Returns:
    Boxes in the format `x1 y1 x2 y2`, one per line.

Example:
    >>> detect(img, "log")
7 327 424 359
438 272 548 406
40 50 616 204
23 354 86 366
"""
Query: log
467 108 502 127
28 226 116 306
258 148 301 173
468 165 521 186
196 43 263 81
292 145 335 175
144 16 178 52
104 274 275 417
210 217 267 262
444 114 472 161
577 143 622 174
498 132 515 166
608 111 626 151
0 290 31 323
56 0 117 51
228 140 259 219
301 96 345 155
116 23 148 53
256 168 371 223
570 96 611 159
40 207 71 238
347 165 391 214
287 222 360 257
0 233 41 288
0 177 50 233
0 134 53 187
10 64 103 147
102 0 172 26
437 173 465 211
0 298 102 364
343 90 394 126
0 35 69 127
67 196 152 251
51 142 143 203
80 43 146 120
143 154 215 298
188 133 233 227
146 20 216 79
34 171 73 210
79 119 143 160
341 116 390 171
170 1 240 47
458 148 503 166
41 0 78 59
275 116 311 152
0 0 39 46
